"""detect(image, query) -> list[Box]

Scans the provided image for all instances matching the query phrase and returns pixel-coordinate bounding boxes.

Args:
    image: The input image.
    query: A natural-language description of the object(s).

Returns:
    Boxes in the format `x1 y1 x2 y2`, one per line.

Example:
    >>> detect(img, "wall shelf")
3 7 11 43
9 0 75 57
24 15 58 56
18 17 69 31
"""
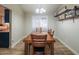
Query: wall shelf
54 9 71 17
54 6 79 21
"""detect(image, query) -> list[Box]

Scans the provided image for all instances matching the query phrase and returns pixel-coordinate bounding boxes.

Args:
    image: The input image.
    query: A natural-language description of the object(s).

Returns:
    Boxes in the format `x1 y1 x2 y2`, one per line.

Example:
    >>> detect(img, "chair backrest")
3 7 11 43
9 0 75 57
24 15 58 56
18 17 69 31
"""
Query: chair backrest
31 34 47 47
36 27 42 32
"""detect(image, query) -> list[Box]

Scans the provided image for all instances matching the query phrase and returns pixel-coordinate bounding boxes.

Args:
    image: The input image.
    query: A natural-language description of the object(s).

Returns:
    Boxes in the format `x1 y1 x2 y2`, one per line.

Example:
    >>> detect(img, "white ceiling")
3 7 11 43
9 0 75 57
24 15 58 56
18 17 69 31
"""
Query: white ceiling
21 4 61 15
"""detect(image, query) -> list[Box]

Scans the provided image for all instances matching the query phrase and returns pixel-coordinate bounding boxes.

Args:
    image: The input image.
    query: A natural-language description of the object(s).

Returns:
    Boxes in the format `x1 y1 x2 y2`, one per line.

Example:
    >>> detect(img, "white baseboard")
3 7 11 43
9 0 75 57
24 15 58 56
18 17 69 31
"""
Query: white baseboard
11 38 22 48
56 37 79 55
11 34 29 48
11 32 32 48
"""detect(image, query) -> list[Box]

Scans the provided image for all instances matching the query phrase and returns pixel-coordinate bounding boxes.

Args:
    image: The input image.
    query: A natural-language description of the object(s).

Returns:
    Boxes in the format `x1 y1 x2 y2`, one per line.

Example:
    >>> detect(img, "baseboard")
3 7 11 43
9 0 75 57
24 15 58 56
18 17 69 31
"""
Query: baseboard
11 38 22 48
11 32 31 48
56 37 79 55
11 35 28 48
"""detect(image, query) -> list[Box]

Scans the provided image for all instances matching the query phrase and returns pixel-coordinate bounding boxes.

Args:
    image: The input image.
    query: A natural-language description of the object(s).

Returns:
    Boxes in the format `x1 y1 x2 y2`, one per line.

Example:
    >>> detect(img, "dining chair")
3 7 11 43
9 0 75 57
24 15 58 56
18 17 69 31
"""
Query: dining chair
36 27 42 33
31 34 47 55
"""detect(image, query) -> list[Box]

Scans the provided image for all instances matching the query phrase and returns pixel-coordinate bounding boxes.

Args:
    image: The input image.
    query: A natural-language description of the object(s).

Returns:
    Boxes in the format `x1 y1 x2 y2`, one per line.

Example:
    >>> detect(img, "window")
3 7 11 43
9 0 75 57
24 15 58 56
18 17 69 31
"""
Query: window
32 15 48 32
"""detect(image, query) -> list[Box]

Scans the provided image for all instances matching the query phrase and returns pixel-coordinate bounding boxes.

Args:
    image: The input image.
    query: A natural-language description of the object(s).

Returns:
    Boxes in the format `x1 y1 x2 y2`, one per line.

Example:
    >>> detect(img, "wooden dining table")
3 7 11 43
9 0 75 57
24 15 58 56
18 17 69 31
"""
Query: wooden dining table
23 32 55 55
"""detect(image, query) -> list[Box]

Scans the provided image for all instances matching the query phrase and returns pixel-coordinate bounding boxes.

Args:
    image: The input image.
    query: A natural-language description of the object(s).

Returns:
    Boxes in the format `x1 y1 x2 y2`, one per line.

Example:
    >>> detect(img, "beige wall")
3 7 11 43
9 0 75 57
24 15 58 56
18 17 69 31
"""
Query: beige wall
3 4 25 48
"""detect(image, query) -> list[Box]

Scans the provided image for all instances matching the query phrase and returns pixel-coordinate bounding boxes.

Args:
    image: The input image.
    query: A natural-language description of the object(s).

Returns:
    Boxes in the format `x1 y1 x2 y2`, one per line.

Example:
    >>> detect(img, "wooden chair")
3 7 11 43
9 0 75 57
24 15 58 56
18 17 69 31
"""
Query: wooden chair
31 34 47 55
36 27 42 33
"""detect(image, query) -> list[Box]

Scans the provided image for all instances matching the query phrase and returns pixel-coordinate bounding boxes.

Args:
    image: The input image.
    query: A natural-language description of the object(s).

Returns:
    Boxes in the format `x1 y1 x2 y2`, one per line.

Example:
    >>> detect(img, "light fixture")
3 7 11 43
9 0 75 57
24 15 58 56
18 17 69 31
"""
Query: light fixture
40 8 46 13
36 8 39 14
35 8 46 14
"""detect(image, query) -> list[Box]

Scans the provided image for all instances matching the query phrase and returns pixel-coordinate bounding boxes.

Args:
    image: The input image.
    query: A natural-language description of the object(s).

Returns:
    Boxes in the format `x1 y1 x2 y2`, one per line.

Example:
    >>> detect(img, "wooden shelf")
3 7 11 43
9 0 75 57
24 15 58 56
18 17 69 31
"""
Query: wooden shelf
55 6 79 21
59 15 79 21
54 9 71 17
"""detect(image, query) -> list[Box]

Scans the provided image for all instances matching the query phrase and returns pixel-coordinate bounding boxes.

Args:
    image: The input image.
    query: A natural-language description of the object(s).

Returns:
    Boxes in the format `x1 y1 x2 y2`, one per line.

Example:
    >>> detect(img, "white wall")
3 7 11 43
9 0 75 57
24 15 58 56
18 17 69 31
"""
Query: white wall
56 4 79 54
3 4 25 48
24 4 79 55
3 4 79 54
56 18 79 54
48 14 57 36
24 13 32 36
24 13 57 36
3 5 57 48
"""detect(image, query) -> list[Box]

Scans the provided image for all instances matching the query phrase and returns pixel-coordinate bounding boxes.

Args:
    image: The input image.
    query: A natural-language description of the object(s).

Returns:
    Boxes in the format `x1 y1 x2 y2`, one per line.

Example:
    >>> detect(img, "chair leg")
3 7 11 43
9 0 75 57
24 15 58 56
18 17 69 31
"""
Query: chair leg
50 43 54 55
48 43 54 55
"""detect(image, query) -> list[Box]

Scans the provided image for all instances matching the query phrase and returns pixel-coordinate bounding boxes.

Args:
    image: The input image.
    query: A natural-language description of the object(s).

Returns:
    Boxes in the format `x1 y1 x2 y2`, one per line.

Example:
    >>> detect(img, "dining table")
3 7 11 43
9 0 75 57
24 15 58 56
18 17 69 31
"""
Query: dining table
23 32 55 55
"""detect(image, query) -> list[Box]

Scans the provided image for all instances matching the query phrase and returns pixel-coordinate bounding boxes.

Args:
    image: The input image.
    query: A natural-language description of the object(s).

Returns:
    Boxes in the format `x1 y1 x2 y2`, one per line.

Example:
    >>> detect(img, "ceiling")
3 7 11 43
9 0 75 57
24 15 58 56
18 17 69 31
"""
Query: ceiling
21 4 61 15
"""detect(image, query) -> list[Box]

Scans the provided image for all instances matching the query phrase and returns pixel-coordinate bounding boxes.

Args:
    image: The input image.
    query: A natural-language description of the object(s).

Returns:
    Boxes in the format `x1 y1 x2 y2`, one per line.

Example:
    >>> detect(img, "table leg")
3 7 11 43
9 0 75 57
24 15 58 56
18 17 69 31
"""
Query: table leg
28 44 31 55
51 42 54 55
24 43 28 55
